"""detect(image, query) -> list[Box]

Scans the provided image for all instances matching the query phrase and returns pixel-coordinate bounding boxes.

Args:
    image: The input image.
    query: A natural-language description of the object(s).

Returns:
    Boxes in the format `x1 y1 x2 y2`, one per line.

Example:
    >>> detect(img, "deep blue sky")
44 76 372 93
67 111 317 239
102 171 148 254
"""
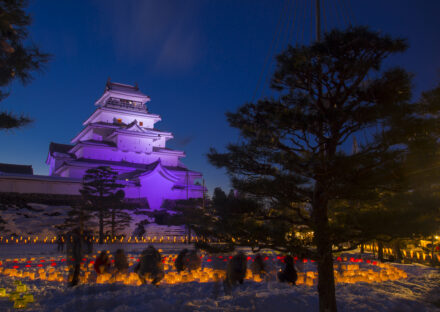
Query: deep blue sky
1 0 439 194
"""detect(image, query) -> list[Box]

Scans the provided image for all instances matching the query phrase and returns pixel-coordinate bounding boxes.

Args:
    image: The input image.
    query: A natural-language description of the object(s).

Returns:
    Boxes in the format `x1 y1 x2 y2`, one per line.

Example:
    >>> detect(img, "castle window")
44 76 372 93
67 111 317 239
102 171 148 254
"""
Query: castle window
117 118 122 123
139 121 143 126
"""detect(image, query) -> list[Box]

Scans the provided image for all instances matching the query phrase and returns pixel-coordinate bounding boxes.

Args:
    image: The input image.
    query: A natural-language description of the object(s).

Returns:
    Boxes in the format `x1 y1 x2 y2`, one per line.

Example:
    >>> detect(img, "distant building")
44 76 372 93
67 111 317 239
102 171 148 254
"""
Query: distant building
0 163 33 175
0 81 205 234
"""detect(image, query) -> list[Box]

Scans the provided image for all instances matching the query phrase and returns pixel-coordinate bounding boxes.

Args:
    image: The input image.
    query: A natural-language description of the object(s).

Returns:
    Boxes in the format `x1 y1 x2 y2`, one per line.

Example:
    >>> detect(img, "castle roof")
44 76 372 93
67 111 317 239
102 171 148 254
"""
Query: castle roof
55 158 200 177
105 81 148 98
95 80 151 108
49 142 74 156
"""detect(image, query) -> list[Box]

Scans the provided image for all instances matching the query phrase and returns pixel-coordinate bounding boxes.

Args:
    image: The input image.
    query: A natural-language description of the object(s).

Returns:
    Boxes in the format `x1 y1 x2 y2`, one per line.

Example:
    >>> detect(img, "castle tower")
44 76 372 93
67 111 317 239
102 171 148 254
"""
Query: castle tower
46 81 204 220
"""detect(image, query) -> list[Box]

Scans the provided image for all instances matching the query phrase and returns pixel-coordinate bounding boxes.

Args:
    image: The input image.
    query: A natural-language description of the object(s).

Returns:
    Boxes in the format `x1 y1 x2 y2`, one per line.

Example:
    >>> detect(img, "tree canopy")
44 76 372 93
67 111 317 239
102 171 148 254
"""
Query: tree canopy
207 27 440 312
0 0 50 130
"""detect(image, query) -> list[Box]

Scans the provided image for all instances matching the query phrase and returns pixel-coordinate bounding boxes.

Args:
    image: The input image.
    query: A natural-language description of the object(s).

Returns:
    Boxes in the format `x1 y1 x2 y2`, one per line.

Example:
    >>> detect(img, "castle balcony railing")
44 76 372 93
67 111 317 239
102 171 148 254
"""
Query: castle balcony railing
105 99 147 112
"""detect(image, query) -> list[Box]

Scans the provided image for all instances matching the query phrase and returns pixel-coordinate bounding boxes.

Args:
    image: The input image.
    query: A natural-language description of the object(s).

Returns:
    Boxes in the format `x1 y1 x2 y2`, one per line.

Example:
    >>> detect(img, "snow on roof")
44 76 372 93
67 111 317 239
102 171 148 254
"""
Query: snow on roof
153 146 184 155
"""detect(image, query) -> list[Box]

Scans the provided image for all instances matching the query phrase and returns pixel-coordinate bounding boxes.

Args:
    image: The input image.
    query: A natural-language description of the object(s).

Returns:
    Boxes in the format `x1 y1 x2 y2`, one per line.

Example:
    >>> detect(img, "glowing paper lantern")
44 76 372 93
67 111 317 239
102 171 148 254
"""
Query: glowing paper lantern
13 298 27 309
9 291 20 301
16 284 26 292
305 278 314 286
23 293 34 303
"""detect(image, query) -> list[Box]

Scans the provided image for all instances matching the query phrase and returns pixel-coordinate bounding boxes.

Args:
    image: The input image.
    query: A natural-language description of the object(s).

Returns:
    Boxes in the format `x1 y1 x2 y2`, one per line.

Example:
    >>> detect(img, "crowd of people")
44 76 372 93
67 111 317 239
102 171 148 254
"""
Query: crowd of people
63 229 298 289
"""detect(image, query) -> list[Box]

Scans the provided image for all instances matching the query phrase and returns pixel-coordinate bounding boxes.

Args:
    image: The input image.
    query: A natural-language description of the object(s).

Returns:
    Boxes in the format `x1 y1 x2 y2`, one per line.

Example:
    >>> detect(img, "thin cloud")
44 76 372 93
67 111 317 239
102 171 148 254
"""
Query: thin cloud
97 0 202 71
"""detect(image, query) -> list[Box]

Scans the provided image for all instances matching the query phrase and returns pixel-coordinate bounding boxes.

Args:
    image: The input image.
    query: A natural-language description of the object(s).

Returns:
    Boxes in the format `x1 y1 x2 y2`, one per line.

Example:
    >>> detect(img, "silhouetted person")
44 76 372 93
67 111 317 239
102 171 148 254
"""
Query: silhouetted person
175 249 201 273
175 249 188 273
114 249 129 274
186 249 202 272
94 251 111 275
250 253 266 276
66 228 83 287
135 245 164 285
224 252 247 294
277 255 297 285
83 230 93 255
57 233 64 252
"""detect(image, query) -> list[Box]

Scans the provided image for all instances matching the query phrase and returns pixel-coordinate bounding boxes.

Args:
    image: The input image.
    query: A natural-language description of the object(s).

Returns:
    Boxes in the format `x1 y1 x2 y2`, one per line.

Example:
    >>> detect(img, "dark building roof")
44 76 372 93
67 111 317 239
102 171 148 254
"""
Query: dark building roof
0 163 33 175
80 140 117 147
71 158 151 169
105 81 148 97
49 142 74 155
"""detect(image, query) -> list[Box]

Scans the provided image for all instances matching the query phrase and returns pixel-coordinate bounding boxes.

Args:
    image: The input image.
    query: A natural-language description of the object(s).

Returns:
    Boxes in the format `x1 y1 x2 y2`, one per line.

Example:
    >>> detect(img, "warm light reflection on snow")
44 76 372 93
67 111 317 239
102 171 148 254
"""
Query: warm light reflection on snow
0 254 407 287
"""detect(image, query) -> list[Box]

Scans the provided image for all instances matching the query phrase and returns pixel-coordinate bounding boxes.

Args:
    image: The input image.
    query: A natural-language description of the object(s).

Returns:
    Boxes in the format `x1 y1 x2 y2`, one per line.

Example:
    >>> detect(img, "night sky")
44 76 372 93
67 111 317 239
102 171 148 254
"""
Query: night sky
0 0 439 194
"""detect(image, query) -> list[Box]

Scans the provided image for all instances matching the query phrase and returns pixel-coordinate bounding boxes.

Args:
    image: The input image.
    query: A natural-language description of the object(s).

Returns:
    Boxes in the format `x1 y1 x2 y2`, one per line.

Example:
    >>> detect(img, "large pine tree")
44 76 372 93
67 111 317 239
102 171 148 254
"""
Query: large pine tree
0 0 50 130
207 27 440 311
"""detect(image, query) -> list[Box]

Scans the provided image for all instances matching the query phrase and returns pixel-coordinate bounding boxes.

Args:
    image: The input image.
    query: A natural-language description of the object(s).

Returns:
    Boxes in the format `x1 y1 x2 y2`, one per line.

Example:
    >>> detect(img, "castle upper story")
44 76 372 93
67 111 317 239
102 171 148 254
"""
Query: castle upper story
45 81 200 186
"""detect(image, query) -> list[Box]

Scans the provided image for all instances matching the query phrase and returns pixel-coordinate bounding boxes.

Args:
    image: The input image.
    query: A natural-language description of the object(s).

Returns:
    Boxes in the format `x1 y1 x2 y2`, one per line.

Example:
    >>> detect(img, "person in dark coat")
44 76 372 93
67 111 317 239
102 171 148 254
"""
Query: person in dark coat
57 233 64 252
277 255 297 285
83 230 93 255
66 228 84 287
175 249 202 273
175 248 188 273
224 252 247 294
94 251 111 275
114 249 129 274
185 249 202 272
134 245 164 285
250 253 266 277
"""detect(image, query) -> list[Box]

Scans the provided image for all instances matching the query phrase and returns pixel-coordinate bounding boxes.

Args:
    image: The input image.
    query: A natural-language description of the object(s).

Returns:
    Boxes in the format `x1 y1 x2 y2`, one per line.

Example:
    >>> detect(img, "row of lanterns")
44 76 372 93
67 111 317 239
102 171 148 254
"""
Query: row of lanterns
364 244 440 263
0 253 408 287
0 235 211 244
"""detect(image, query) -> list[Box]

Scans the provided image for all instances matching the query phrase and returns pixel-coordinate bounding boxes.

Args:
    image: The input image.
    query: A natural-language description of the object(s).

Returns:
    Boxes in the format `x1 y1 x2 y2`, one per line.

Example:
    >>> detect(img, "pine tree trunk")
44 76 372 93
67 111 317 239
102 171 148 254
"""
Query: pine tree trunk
111 209 115 238
316 241 337 312
186 224 191 244
79 204 84 235
99 204 104 245
313 183 337 312
377 241 384 261
360 244 364 254
393 239 402 262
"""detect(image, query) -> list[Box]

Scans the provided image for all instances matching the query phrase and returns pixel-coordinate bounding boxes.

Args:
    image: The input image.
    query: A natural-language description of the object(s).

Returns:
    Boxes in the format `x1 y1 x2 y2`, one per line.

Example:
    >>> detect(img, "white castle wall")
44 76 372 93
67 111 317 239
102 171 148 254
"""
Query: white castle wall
0 176 81 195
92 110 158 129
75 145 179 167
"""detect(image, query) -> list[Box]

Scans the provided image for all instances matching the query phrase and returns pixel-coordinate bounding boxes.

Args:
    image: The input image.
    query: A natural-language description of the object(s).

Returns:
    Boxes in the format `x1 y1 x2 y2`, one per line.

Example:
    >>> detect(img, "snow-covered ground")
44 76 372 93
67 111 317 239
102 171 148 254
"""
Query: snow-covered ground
0 244 439 312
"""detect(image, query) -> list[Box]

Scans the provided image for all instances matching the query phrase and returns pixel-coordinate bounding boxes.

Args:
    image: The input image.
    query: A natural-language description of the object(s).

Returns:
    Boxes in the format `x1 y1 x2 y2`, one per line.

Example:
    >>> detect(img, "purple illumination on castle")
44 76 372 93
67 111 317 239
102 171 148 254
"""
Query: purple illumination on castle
0 81 204 235
43 81 204 225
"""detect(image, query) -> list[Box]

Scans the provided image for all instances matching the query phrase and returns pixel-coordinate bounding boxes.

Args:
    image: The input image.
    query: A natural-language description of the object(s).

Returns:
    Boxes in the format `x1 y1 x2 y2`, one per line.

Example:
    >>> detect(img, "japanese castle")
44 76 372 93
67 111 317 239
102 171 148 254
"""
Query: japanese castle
0 81 204 234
